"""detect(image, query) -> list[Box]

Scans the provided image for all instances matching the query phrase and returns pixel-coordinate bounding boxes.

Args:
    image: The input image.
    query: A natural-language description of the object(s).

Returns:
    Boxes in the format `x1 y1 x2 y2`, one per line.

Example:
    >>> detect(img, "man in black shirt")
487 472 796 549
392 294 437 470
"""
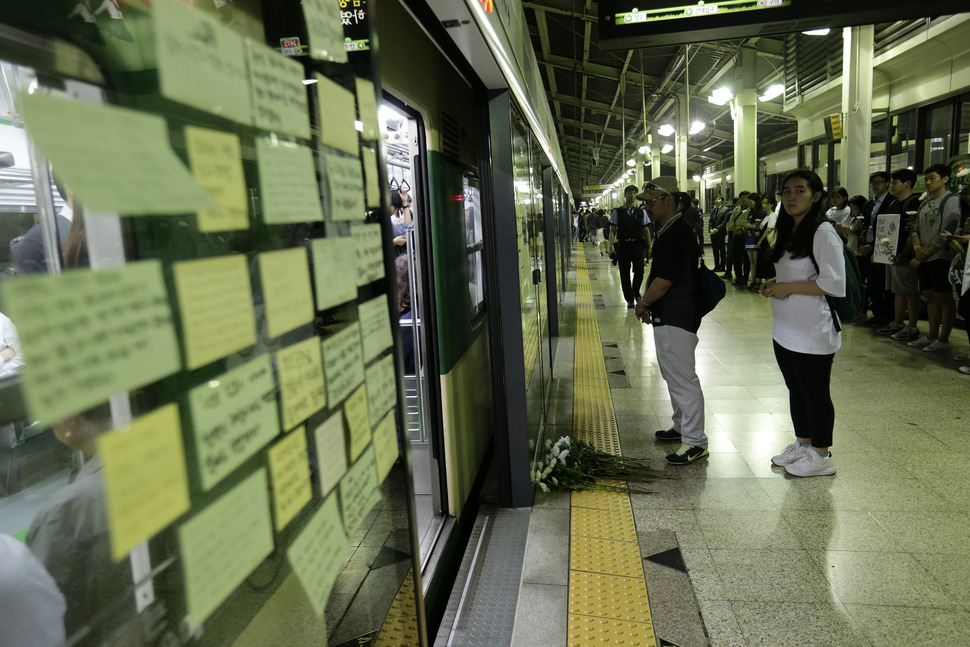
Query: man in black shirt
609 185 651 308
634 176 709 465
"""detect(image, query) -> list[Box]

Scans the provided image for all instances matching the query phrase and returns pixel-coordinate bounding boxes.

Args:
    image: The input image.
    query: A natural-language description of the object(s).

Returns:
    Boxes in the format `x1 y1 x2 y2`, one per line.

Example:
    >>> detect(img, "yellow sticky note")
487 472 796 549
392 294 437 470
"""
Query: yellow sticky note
179 469 274 631
268 426 313 531
20 94 216 215
184 126 250 232
256 139 325 224
339 445 381 535
358 294 393 363
99 403 190 562
351 223 385 287
310 237 358 311
315 73 359 156
0 260 181 423
354 78 379 141
372 412 398 484
313 412 348 497
153 0 251 124
321 323 364 406
343 383 371 462
322 153 366 221
174 255 256 369
287 494 349 618
259 248 315 339
187 355 279 491
365 354 397 428
362 147 382 208
247 39 311 139
277 336 327 431
302 0 348 63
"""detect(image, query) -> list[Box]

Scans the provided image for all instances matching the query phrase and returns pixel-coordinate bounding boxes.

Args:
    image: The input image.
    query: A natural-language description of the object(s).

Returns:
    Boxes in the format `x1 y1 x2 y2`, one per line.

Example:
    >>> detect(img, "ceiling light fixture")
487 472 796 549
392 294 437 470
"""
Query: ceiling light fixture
660 144 673 154
638 145 649 154
627 159 636 167
692 174 702 182
758 83 785 102
708 87 733 106
689 121 705 135
657 124 675 137
802 28 830 36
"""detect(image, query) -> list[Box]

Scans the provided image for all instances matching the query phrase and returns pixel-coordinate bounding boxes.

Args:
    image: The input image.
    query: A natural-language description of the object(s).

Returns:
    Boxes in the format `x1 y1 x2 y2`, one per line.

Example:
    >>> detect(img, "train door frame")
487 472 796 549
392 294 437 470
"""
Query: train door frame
382 92 450 569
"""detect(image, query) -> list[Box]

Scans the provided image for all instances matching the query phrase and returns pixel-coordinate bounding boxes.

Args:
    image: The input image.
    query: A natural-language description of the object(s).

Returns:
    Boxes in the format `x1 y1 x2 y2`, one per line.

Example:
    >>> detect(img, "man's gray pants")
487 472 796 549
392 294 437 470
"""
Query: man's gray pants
653 324 707 449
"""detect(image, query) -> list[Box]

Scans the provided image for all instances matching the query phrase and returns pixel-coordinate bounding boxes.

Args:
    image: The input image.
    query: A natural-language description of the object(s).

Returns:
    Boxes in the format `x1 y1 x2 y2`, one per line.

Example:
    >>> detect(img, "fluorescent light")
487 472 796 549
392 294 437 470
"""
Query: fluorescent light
689 121 705 135
661 144 673 154
802 28 830 36
627 159 636 167
657 124 675 137
708 87 733 105
758 83 784 101
302 78 318 85
693 175 702 182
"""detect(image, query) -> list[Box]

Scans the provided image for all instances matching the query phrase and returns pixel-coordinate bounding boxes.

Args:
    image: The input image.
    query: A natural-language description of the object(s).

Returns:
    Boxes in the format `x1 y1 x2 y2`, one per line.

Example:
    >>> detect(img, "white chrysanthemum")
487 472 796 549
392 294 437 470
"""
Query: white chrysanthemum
538 482 550 492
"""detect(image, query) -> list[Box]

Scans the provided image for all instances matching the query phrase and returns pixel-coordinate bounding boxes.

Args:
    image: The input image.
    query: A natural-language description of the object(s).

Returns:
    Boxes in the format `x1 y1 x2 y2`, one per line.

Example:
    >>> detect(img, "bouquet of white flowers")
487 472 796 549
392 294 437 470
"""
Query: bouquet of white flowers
530 436 667 492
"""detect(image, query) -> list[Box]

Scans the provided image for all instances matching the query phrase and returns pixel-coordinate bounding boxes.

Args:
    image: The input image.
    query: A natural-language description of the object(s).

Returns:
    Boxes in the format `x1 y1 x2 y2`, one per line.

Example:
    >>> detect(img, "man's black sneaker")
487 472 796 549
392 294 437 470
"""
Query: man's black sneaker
665 444 710 465
627 301 635 308
655 428 682 441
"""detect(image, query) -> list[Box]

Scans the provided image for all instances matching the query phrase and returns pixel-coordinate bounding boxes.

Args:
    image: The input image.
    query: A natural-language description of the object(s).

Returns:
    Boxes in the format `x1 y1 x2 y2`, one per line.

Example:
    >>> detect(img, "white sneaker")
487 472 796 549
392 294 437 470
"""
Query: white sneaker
907 336 933 348
953 350 970 362
785 449 836 477
890 326 919 341
923 340 950 353
771 442 809 466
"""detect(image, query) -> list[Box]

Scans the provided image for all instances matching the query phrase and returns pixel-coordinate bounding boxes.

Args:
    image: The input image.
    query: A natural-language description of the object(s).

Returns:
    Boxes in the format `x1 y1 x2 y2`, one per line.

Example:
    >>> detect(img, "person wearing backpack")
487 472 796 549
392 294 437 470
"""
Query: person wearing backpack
760 170 845 477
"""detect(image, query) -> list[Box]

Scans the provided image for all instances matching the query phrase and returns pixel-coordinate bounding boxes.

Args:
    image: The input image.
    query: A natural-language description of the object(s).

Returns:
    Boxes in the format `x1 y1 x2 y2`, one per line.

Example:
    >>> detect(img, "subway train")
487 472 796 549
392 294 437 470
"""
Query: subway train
0 0 969 646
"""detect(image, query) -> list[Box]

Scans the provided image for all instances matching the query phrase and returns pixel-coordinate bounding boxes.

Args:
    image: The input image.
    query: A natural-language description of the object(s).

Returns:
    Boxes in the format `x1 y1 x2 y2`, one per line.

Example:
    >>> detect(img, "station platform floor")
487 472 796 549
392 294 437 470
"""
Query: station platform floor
436 243 970 647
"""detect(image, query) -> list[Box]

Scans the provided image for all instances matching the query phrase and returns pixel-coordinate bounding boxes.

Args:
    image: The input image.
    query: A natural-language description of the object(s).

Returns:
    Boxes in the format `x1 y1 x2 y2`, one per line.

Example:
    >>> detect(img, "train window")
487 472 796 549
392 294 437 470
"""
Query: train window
922 103 955 168
958 95 970 157
890 110 917 171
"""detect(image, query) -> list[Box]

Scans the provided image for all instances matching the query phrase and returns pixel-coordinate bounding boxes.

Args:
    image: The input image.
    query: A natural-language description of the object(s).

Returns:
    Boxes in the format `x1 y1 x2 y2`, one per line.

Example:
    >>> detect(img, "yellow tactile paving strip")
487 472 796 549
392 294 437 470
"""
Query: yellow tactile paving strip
568 249 657 647
373 570 421 646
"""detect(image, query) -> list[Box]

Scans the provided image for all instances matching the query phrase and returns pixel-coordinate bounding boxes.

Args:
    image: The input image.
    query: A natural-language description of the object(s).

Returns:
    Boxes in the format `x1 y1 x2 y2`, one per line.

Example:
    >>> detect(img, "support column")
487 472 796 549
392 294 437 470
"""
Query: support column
841 25 874 193
676 99 688 189
732 47 758 192
649 133 661 180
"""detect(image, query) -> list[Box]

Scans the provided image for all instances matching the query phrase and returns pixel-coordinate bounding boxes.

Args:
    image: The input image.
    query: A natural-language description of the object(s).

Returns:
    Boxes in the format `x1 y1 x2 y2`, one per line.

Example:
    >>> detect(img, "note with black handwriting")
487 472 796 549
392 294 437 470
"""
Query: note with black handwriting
184 126 250 232
276 336 327 431
287 493 348 617
268 426 313 531
339 445 381 535
315 73 359 156
358 294 392 363
0 260 181 423
256 138 324 224
372 412 398 484
153 0 251 124
99 403 190 562
20 94 216 215
365 354 396 428
351 223 384 286
310 237 358 311
179 468 274 631
259 248 315 339
302 0 348 63
322 152 366 221
321 323 364 406
362 147 382 208
247 40 311 139
174 254 256 369
187 355 279 491
343 383 371 462
313 412 348 497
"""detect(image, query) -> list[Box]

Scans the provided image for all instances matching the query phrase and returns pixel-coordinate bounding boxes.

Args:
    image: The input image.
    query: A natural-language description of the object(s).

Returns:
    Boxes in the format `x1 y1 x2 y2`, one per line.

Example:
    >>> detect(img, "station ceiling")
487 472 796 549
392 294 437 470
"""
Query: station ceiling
521 1 799 193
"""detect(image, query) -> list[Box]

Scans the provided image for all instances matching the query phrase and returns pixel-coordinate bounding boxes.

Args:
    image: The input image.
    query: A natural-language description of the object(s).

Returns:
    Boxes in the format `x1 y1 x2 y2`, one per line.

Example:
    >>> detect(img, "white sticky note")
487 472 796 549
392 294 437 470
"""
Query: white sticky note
372 412 398 484
256 138 324 224
365 354 396 428
321 323 365 406
247 39 312 139
302 0 348 63
351 223 384 286
358 294 392 363
310 237 358 311
313 411 348 497
322 152 366 221
362 147 382 208
354 78 379 141
339 445 381 535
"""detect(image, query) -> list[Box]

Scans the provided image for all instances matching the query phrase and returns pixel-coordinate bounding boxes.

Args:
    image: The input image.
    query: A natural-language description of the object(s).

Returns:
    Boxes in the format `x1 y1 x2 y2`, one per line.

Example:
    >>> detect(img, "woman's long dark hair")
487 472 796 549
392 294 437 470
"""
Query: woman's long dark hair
766 170 827 263
748 193 764 219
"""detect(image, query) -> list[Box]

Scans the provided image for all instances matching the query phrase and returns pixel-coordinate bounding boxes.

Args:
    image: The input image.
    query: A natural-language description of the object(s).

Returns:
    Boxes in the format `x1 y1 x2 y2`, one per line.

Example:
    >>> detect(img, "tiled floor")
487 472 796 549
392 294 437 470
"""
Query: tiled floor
512 244 970 647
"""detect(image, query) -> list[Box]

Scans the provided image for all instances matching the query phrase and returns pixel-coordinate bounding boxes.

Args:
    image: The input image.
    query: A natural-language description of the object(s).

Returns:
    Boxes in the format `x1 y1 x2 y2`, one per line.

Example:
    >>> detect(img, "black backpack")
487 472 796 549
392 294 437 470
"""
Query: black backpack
809 221 866 332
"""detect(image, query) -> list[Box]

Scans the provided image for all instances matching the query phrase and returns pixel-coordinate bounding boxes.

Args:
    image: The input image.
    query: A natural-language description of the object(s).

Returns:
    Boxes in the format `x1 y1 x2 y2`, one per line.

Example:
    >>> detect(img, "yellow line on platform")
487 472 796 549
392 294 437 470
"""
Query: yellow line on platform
567 248 657 647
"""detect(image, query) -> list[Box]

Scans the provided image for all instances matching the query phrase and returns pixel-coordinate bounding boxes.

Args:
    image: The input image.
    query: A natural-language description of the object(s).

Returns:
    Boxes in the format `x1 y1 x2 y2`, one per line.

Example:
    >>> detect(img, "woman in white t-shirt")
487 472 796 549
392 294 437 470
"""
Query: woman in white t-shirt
759 170 846 477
